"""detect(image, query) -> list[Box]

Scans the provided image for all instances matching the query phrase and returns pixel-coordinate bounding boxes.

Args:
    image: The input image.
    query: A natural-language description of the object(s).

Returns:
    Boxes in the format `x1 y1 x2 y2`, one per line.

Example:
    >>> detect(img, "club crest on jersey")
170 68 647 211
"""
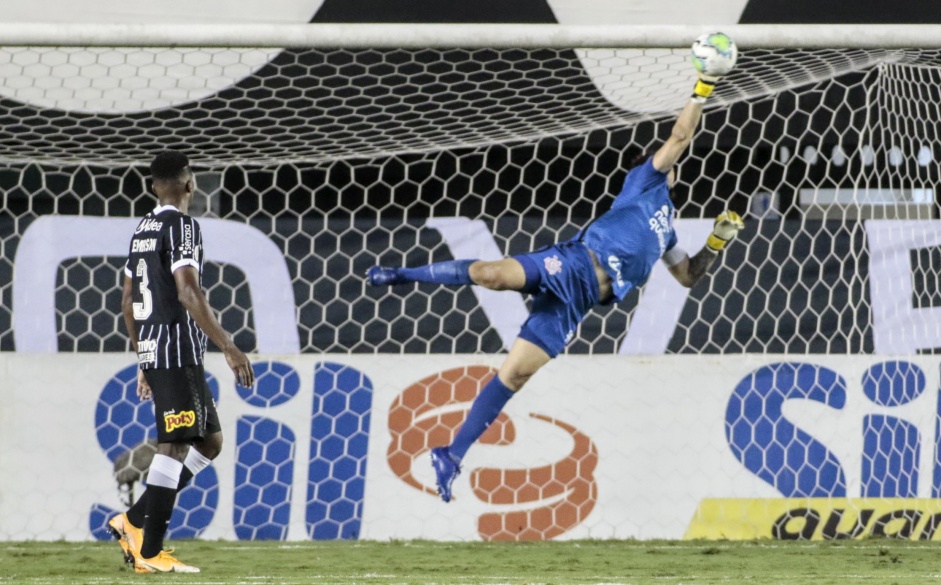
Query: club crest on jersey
164 410 196 433
544 255 563 275
135 218 163 233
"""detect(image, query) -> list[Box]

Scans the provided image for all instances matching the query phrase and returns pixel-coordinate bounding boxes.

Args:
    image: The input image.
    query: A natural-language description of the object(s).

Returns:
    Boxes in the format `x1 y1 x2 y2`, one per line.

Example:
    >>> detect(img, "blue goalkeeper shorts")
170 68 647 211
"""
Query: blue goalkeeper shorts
512 241 601 358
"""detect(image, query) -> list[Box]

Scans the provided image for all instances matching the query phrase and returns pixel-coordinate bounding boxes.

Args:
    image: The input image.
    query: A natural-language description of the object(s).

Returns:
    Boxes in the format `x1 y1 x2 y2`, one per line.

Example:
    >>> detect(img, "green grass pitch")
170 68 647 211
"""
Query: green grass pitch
2 539 941 584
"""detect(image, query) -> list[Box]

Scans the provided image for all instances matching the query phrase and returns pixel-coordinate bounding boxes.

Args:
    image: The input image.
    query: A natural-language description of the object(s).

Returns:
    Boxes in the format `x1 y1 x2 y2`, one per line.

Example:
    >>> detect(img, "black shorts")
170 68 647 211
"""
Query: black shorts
143 364 221 444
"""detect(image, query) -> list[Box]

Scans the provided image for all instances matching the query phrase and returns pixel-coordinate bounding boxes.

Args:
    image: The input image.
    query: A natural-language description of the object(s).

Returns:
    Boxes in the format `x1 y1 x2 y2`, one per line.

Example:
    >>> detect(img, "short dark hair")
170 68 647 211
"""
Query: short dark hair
150 150 191 182
626 149 655 172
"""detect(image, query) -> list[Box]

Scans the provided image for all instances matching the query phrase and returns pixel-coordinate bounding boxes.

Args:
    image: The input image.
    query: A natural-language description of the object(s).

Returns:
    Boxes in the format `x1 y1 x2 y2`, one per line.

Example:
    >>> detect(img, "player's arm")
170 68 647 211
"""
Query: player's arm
666 248 718 289
651 97 705 173
653 33 735 173
121 274 138 353
173 266 255 387
665 211 745 288
122 272 153 400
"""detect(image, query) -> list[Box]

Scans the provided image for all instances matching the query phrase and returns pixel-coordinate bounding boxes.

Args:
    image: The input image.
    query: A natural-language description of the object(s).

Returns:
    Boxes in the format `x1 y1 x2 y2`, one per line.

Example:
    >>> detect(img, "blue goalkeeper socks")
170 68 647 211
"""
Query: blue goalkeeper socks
449 375 515 462
397 259 476 286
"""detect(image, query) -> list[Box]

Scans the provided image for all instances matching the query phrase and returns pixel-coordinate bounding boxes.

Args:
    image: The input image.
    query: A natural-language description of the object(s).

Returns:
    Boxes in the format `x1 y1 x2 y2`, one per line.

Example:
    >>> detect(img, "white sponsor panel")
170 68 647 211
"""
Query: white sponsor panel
866 220 941 355
1 353 937 541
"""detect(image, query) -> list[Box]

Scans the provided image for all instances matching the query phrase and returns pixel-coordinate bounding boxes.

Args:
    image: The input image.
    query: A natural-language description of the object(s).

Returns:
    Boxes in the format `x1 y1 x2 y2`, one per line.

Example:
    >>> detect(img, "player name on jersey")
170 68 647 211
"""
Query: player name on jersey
131 238 157 253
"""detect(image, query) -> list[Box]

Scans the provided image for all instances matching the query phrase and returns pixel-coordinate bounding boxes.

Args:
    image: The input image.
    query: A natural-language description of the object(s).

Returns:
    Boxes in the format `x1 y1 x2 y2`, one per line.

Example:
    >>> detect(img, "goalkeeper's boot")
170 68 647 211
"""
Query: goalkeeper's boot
430 446 462 503
107 513 143 567
367 266 408 286
135 550 200 573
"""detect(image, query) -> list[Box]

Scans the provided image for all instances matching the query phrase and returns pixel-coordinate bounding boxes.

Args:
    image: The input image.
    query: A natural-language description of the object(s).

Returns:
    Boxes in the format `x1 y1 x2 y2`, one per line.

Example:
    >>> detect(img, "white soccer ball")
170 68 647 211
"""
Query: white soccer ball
691 32 738 77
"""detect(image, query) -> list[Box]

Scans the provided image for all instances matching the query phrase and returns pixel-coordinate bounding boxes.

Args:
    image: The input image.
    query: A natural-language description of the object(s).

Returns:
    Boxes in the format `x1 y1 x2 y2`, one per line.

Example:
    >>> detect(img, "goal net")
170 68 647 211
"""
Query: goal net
3 25 941 542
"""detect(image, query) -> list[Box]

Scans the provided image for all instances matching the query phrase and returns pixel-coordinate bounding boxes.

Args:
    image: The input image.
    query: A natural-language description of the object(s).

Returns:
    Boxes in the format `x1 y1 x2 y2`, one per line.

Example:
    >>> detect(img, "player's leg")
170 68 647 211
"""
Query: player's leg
132 366 208 573
468 259 531 291
429 242 598 502
116 369 222 567
431 337 551 502
368 257 531 291
120 430 221 531
137 441 190 565
449 336 551 457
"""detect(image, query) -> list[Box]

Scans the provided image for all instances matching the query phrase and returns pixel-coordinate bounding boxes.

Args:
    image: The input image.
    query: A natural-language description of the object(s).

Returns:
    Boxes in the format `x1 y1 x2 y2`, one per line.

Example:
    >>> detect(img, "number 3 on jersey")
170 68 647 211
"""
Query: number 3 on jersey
133 258 153 320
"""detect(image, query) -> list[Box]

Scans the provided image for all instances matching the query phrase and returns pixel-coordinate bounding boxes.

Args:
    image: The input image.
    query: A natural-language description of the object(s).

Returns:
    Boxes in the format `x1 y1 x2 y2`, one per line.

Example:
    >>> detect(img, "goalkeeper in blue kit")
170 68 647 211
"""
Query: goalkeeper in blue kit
368 40 745 502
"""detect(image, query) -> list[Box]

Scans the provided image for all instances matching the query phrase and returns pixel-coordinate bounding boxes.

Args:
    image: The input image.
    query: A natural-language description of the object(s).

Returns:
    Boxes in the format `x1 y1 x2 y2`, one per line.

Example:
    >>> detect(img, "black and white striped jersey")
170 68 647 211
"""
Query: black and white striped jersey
124 204 208 369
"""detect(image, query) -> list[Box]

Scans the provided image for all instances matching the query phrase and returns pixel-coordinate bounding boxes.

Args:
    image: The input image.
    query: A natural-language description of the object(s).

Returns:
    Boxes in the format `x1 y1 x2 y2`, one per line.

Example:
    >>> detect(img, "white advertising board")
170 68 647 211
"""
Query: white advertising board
2 353 938 541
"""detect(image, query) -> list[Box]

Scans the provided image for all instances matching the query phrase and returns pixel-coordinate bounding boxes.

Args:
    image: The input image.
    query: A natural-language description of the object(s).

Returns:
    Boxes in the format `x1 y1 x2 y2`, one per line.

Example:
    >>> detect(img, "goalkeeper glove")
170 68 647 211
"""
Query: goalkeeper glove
692 73 719 103
706 210 744 252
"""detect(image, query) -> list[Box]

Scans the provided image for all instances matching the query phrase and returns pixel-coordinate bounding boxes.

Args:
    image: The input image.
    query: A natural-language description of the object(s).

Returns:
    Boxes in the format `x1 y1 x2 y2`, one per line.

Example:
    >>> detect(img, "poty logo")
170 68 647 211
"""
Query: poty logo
386 366 598 541
165 410 195 433
135 218 163 234
544 255 562 276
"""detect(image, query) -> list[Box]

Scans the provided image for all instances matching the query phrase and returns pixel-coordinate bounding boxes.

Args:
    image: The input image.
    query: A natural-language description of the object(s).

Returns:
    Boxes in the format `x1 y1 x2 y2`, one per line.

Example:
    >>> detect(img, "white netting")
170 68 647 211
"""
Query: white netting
3 39 940 355
4 27 941 543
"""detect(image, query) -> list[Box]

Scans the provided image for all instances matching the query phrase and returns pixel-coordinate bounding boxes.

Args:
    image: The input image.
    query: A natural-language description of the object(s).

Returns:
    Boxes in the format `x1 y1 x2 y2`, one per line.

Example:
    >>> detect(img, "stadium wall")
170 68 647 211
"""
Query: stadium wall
2 352 941 541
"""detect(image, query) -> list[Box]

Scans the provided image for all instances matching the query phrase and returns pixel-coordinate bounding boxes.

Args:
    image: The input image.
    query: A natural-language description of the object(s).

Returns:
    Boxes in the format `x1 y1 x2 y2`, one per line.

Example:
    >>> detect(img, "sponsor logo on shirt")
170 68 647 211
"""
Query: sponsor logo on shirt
182 223 194 253
135 218 163 233
165 410 196 433
137 339 157 364
607 255 625 288
544 255 563 275
648 205 673 254
131 238 157 253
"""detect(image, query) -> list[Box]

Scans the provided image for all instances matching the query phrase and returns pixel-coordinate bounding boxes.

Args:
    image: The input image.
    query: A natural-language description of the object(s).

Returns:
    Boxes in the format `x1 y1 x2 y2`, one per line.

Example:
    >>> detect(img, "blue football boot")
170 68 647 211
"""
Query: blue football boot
430 446 462 503
367 266 407 286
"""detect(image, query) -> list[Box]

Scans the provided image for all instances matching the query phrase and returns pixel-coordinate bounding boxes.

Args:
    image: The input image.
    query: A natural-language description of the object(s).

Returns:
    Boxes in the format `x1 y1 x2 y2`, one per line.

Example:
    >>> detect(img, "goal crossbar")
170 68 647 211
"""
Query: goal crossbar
0 23 938 49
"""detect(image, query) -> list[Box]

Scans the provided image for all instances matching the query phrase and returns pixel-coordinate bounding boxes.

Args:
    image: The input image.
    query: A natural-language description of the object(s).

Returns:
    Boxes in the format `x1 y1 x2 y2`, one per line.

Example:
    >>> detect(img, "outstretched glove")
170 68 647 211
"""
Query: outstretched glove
692 73 718 103
690 32 738 103
706 211 744 252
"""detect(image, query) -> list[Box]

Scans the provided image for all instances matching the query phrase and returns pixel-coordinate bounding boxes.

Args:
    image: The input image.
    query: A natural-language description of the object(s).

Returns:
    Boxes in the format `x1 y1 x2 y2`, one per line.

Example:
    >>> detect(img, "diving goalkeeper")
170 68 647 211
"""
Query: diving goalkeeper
367 38 744 503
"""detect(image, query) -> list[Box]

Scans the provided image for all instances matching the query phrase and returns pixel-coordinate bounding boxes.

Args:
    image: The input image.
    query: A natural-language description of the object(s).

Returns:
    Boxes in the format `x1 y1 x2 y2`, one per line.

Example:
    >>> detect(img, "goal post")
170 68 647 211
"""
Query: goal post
3 24 941 542
1 23 941 48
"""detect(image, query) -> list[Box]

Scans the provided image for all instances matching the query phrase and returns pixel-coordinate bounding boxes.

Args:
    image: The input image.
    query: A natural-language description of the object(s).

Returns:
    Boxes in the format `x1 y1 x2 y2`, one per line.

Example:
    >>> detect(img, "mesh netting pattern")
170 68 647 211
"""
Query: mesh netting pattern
3 46 941 354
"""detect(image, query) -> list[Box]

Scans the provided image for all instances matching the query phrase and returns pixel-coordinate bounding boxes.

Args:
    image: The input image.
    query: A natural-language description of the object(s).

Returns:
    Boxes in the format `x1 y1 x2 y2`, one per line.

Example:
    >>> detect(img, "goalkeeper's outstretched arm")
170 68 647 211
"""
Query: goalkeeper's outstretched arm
652 35 732 173
652 97 705 173
652 70 722 173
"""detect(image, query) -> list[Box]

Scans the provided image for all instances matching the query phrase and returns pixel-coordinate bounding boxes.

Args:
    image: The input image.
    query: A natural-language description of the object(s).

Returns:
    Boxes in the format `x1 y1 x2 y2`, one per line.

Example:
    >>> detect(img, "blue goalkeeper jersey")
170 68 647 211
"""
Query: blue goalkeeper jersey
575 157 678 301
